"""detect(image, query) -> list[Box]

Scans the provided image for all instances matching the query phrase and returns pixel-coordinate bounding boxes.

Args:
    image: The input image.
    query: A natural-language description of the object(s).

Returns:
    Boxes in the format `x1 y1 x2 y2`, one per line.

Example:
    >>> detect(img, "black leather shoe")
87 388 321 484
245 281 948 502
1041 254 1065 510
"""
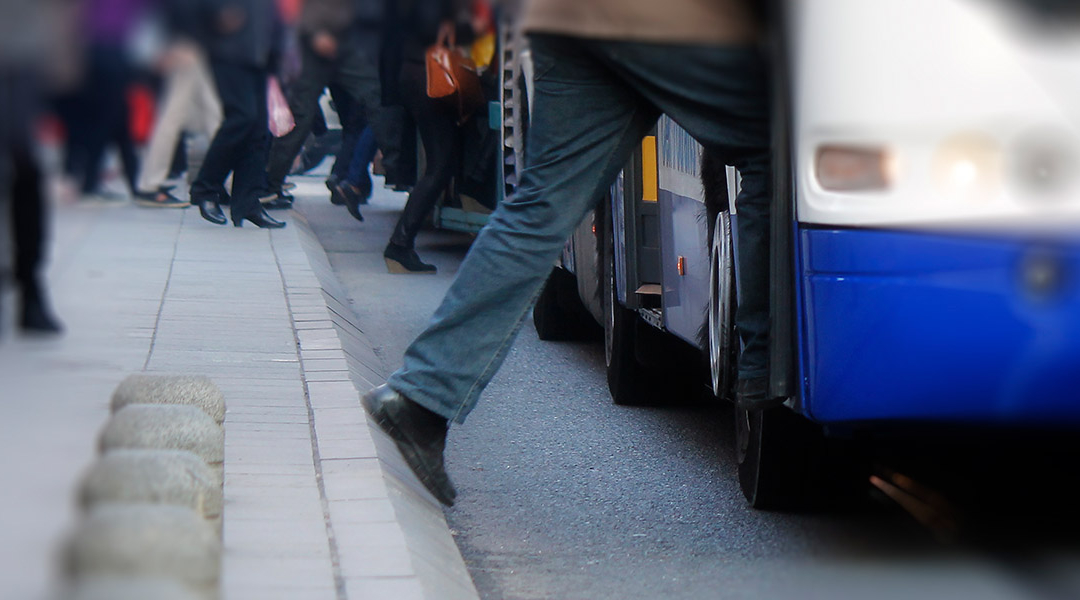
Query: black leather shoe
19 283 63 334
343 185 365 222
234 208 286 229
263 195 294 210
361 384 456 506
735 376 786 411
259 189 294 206
196 197 227 225
384 243 436 274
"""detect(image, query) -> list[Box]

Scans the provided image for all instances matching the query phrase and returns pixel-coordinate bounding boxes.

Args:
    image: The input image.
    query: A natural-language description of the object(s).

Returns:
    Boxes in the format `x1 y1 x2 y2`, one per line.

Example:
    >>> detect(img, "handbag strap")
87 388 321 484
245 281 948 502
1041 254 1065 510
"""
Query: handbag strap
435 21 456 49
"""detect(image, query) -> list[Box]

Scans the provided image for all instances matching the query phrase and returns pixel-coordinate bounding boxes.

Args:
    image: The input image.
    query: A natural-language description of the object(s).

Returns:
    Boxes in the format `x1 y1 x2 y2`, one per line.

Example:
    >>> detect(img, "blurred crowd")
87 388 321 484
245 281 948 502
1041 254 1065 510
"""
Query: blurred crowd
1 0 498 336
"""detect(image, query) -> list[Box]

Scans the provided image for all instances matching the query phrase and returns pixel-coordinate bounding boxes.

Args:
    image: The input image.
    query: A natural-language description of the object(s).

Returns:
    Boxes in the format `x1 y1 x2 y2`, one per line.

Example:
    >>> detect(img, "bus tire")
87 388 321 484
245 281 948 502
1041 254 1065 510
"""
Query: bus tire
736 405 868 510
533 267 597 341
603 205 660 406
709 211 738 400
735 406 820 510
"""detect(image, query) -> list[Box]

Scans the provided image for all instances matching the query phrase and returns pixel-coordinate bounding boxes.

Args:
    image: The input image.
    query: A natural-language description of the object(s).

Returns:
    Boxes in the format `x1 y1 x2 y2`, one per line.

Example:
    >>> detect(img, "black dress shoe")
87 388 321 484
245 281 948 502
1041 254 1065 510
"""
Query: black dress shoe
19 284 63 334
233 208 286 229
342 185 365 222
195 197 227 225
361 385 456 506
258 187 294 205
735 376 786 411
384 243 436 274
263 195 294 210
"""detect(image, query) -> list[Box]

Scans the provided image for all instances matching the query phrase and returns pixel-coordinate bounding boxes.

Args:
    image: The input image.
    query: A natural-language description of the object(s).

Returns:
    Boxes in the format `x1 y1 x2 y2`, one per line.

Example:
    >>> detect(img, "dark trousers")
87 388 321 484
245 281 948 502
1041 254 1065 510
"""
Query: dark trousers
265 33 398 189
81 44 139 194
390 61 461 249
192 62 269 220
329 84 362 182
9 147 45 294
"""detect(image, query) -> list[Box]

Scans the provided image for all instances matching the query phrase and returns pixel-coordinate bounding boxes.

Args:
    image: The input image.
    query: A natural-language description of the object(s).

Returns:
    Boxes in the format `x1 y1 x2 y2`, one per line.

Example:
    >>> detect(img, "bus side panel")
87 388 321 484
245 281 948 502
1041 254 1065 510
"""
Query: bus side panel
658 190 711 349
800 228 1080 426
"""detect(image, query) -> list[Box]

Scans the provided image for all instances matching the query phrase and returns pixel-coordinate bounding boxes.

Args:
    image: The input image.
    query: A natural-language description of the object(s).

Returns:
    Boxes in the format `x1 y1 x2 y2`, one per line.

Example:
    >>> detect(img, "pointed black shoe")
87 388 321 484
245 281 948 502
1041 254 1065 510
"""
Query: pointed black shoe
196 197 227 225
384 243 436 274
343 187 365 222
361 385 456 506
263 195 294 210
234 207 286 229
19 285 63 334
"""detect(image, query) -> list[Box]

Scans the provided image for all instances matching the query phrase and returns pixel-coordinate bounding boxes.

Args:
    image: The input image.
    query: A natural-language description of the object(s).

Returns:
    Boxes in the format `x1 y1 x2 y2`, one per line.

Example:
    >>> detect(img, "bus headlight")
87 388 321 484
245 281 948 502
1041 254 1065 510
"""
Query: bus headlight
815 145 893 191
931 133 1003 204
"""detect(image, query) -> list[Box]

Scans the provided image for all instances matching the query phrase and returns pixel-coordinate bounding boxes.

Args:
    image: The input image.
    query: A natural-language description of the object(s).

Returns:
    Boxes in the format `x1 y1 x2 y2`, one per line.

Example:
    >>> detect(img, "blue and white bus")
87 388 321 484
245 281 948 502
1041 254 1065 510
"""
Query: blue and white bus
531 0 1080 509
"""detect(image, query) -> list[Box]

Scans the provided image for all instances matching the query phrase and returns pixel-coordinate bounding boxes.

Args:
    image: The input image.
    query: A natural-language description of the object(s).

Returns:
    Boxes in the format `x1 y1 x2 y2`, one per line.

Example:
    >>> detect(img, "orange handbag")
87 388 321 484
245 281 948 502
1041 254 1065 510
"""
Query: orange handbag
425 22 486 123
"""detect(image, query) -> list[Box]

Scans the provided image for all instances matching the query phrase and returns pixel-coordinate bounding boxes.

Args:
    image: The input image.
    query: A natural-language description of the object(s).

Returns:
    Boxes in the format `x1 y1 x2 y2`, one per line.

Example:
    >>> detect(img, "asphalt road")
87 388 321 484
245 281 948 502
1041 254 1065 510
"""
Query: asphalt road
294 173 1076 600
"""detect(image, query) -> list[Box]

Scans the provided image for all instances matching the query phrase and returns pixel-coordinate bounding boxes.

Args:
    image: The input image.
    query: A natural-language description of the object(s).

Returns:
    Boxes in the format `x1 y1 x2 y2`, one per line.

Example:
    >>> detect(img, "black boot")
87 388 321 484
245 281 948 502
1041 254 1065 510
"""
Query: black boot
19 279 62 334
361 384 456 506
234 207 286 229
383 243 436 274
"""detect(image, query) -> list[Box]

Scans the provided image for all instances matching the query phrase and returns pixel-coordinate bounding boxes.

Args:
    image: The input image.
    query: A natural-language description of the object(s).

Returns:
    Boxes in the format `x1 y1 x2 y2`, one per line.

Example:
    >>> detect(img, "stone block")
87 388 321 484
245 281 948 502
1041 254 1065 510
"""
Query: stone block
65 505 221 596
100 405 224 483
79 449 223 526
63 576 207 600
112 374 226 424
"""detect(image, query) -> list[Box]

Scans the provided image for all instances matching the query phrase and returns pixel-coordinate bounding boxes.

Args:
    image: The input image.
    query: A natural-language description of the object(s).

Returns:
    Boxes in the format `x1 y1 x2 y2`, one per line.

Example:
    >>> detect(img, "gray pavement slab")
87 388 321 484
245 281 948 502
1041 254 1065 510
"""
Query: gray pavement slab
1 196 477 600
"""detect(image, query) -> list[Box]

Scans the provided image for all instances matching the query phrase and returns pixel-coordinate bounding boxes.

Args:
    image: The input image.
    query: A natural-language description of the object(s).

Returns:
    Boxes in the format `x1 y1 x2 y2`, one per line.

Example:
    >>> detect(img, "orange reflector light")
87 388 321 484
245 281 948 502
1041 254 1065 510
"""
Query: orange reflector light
677 256 686 276
816 145 892 192
642 136 658 202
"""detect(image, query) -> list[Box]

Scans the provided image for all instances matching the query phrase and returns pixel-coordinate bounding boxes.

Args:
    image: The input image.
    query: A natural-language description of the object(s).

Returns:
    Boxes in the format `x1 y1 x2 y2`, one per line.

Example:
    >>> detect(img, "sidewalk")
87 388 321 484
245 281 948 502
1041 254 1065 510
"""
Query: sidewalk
0 195 478 600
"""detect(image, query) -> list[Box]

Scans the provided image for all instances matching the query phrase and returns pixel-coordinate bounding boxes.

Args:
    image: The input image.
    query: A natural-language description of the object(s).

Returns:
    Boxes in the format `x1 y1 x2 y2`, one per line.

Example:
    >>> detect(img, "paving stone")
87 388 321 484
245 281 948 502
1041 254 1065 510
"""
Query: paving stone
344 577 425 600
62 576 206 600
111 374 226 424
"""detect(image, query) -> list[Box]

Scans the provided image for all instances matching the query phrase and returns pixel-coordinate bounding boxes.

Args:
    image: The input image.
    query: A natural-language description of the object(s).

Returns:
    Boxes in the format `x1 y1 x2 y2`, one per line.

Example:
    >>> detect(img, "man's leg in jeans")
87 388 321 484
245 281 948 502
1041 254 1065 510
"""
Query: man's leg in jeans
386 35 660 423
265 45 332 190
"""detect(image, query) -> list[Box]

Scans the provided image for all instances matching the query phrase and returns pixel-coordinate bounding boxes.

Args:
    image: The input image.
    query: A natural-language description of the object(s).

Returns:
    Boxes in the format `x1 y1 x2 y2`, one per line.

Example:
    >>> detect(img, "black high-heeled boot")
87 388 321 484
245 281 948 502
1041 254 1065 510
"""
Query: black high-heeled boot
19 279 62 334
384 243 436 274
234 207 286 229
196 196 227 225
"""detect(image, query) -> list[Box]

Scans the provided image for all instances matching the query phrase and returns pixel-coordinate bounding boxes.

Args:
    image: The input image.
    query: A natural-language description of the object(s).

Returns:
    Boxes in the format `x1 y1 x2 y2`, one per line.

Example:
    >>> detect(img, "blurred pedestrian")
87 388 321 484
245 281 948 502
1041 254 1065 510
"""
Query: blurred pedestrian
134 0 223 208
187 0 286 228
260 0 400 222
361 0 772 506
381 0 482 274
76 0 153 201
1 0 73 336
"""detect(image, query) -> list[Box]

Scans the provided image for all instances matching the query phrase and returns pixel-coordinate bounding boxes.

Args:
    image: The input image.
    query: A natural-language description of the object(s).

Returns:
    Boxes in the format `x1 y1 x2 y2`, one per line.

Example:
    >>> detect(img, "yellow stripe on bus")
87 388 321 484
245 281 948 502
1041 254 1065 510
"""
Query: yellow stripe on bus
642 135 658 202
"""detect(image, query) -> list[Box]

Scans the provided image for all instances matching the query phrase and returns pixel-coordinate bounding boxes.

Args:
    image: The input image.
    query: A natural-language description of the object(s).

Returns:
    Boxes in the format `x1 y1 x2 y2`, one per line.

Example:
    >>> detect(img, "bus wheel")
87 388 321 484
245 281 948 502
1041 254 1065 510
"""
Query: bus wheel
603 213 659 405
736 406 819 510
533 267 597 341
736 406 868 510
709 211 737 400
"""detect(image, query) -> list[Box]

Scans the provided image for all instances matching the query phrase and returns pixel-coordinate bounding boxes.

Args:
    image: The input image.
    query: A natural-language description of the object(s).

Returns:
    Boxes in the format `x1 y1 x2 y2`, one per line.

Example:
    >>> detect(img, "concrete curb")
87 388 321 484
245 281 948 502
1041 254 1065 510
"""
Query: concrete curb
286 213 480 600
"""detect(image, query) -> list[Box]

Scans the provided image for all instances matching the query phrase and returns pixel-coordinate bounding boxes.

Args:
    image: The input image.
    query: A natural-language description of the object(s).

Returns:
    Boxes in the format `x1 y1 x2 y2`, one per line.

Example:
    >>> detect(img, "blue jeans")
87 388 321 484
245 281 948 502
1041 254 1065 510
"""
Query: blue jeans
388 35 771 423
